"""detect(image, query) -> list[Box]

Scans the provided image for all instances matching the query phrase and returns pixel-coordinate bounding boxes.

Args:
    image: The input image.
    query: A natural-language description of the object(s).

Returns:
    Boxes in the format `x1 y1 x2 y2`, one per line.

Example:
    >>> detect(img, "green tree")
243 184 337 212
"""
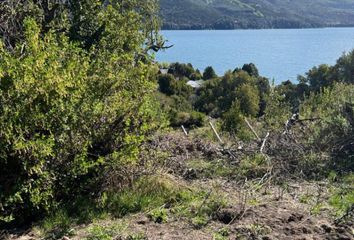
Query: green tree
203 66 217 80
222 102 244 134
334 50 354 84
0 0 162 52
168 62 195 78
256 77 271 116
158 74 176 95
241 63 259 77
306 64 333 92
236 84 260 117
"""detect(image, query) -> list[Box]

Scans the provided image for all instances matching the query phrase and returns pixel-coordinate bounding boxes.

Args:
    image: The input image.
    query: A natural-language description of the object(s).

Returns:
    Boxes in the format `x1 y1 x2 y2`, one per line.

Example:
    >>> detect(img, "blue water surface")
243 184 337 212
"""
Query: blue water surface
156 28 354 84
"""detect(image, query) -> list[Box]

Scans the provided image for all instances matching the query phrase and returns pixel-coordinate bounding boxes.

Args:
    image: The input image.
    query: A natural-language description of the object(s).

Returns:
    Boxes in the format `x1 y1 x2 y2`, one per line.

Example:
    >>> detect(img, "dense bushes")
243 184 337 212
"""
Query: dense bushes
195 67 268 119
300 83 354 173
0 1 161 225
158 74 193 97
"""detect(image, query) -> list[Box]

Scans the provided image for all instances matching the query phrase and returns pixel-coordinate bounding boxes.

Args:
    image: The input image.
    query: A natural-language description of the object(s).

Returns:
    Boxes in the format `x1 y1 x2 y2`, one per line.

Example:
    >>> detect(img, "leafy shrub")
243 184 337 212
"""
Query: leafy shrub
171 111 206 128
195 70 268 118
221 102 244 134
0 10 160 225
300 83 354 173
158 74 193 97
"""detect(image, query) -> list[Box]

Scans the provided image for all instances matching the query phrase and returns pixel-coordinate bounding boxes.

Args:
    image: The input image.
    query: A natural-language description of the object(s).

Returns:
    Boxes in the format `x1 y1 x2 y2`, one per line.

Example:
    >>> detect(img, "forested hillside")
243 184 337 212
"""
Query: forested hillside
160 0 354 29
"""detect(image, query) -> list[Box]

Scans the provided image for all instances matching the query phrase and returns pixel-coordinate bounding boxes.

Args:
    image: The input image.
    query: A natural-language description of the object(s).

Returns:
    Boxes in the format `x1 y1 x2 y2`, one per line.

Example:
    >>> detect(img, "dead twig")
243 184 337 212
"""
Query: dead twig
181 125 188 136
260 132 270 154
209 121 223 144
245 118 261 141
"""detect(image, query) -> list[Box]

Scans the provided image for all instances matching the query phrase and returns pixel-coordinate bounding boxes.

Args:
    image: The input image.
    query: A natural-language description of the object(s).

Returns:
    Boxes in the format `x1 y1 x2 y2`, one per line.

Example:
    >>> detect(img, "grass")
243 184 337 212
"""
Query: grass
186 153 269 180
147 208 168 223
34 174 229 239
85 223 147 240
102 174 183 217
34 174 180 238
31 145 353 239
85 223 127 240
213 227 230 240
238 154 269 179
171 185 228 229
187 159 235 178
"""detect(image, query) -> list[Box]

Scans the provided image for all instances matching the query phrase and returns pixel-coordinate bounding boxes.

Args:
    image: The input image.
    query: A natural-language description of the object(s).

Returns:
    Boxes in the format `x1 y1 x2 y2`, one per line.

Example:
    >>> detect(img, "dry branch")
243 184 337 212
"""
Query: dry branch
181 125 188 136
209 121 223 144
260 132 270 154
245 118 261 141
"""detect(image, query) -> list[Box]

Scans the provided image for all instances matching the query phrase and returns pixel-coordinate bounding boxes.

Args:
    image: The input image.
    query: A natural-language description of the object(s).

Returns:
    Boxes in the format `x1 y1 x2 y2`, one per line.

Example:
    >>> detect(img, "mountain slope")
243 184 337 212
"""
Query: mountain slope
160 0 354 29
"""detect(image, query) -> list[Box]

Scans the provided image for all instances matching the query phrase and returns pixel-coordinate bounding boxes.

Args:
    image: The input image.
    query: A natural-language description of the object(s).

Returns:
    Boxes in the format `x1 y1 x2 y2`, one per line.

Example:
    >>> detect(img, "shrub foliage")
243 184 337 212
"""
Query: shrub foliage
0 1 161 225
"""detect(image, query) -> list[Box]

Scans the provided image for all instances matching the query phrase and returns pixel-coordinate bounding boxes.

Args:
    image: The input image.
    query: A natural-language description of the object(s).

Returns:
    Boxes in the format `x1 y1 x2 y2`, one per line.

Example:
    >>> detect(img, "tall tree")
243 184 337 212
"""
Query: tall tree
203 66 217 80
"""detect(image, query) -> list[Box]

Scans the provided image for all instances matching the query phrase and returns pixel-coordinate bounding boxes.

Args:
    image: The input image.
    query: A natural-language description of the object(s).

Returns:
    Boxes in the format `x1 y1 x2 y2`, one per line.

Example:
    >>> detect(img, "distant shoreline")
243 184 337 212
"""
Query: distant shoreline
161 25 354 31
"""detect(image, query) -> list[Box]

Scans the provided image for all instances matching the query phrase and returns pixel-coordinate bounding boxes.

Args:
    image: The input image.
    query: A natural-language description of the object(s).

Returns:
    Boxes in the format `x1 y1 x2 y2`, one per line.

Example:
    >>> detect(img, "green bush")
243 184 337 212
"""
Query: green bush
0 9 160 225
171 111 206 128
195 70 268 118
300 83 354 173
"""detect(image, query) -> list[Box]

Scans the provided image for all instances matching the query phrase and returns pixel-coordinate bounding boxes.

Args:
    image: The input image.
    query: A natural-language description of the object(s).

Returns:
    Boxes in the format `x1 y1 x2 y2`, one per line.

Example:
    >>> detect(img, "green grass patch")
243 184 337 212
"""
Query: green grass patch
102 174 182 217
187 159 235 178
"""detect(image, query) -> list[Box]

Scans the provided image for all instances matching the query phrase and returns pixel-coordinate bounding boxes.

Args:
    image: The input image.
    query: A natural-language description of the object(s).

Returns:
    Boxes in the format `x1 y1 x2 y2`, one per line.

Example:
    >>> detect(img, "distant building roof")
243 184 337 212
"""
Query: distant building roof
159 68 169 74
187 80 204 89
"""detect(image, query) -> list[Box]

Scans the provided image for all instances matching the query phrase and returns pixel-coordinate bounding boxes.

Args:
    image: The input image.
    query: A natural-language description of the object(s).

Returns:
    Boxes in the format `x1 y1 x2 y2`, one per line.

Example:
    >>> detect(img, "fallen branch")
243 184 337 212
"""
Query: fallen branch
181 125 188 136
209 121 223 144
260 132 270 154
245 118 261 141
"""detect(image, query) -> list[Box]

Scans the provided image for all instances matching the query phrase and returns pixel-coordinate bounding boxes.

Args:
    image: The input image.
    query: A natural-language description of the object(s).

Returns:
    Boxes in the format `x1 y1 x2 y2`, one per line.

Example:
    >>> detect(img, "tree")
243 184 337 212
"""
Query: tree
236 84 260 117
203 66 217 80
0 0 162 53
256 77 271 116
306 64 333 92
334 50 354 84
242 63 259 77
222 101 244 134
158 74 176 95
168 62 195 78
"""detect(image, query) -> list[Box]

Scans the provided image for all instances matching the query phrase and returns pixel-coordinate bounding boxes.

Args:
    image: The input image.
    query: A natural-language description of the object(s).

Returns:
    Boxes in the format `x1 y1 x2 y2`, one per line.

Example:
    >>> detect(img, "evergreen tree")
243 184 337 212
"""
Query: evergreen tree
203 66 217 80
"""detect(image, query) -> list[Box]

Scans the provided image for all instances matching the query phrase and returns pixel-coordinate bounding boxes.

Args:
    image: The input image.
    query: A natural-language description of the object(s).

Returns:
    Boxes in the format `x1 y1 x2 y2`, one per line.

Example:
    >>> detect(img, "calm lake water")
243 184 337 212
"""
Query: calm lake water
156 28 354 84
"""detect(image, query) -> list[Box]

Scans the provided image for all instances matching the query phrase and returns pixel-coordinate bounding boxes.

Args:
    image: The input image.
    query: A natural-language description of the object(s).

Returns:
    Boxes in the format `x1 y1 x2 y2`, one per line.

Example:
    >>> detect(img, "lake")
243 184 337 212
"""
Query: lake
156 28 354 84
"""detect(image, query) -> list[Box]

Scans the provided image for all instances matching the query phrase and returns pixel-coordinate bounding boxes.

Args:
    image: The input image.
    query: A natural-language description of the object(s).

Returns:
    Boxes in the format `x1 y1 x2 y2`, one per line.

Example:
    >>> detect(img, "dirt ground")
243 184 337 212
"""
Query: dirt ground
3 131 353 240
4 179 353 240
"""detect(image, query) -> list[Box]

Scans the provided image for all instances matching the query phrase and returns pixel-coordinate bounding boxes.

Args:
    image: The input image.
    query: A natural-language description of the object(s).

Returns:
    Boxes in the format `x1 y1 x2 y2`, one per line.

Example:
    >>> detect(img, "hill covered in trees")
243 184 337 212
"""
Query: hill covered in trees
160 0 354 29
